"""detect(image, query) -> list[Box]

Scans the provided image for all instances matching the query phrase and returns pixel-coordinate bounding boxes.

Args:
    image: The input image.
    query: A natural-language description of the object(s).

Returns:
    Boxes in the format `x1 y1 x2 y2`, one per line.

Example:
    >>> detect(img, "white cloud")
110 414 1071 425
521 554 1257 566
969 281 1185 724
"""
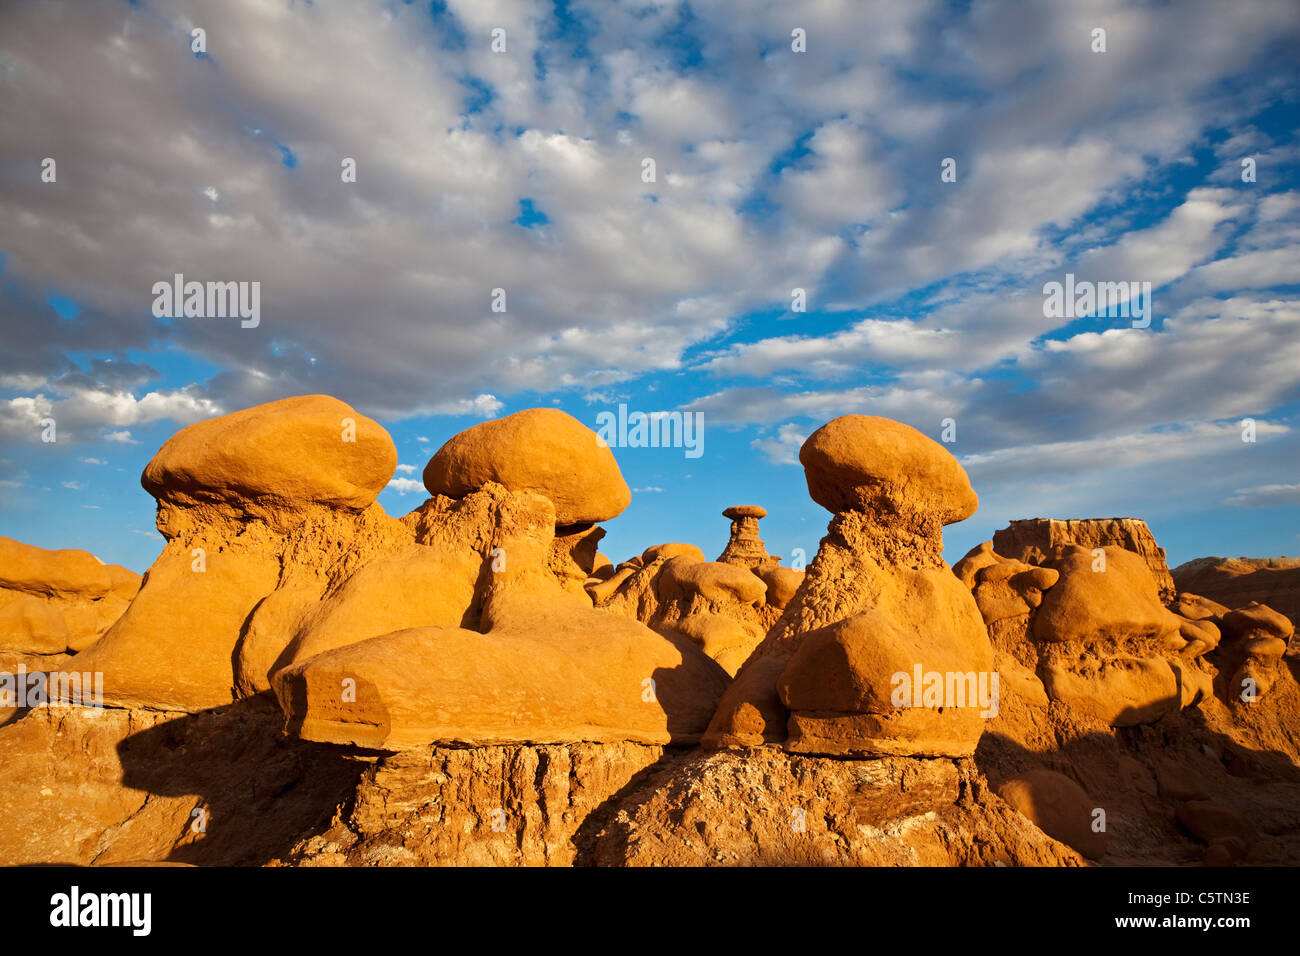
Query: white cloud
1226 483 1300 508
751 423 809 466
385 477 426 495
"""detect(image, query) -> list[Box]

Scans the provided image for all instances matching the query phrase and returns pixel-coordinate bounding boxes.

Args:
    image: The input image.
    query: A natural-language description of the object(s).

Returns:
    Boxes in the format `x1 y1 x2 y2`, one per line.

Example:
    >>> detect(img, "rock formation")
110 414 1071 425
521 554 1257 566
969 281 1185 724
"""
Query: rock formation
716 505 777 571
705 415 993 758
4 397 1300 869
1172 556 1300 628
0 537 139 665
993 518 1176 602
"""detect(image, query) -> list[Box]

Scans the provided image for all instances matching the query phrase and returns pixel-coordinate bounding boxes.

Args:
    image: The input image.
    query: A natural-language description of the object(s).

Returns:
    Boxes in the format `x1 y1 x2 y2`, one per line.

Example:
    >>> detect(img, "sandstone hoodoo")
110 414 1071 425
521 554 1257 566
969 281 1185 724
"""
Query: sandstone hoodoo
717 505 777 571
705 415 993 758
4 397 1300 869
422 407 631 525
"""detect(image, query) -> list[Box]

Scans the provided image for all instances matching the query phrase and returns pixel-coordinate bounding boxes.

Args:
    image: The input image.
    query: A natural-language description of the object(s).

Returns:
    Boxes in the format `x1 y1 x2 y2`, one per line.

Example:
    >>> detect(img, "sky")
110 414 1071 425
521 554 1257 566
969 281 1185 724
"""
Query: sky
1 0 1298 575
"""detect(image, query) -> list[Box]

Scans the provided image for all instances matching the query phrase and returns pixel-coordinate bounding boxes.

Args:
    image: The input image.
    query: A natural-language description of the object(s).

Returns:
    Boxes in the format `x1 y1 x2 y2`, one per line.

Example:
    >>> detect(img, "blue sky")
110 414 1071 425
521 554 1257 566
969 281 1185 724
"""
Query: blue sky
1 0 1298 574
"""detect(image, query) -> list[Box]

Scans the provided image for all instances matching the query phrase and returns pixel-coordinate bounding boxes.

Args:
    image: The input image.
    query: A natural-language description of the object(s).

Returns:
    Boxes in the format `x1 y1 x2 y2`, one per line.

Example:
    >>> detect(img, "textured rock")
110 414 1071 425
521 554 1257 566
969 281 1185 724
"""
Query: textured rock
0 538 140 656
423 408 631 525
0 699 362 866
800 415 978 524
1172 556 1300 627
716 505 777 571
997 769 1108 859
993 518 1175 601
588 749 1084 867
707 415 991 758
1032 546 1180 644
142 395 396 514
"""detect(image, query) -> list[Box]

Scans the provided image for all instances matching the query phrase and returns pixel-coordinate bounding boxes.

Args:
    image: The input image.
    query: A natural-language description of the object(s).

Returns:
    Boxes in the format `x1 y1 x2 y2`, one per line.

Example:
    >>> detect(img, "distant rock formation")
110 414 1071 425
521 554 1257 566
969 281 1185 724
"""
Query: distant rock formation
993 517 1176 602
1172 556 1300 628
716 505 777 571
0 537 140 665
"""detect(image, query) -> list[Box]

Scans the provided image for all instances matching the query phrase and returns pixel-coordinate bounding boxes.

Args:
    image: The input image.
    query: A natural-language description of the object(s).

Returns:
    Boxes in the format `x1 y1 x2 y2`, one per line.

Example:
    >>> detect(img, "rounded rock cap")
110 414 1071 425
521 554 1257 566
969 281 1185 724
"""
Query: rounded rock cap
141 395 397 511
799 415 977 524
723 505 767 520
423 408 631 525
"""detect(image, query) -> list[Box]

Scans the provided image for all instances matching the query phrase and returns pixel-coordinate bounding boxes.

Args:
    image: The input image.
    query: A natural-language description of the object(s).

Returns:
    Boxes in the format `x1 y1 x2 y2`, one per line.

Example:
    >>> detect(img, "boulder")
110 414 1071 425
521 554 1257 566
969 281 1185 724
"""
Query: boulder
274 586 729 750
423 408 630 525
997 770 1108 859
799 416 978 524
142 395 396 513
757 565 804 610
1033 546 1180 644
1040 656 1179 727
657 558 766 606
0 539 140 656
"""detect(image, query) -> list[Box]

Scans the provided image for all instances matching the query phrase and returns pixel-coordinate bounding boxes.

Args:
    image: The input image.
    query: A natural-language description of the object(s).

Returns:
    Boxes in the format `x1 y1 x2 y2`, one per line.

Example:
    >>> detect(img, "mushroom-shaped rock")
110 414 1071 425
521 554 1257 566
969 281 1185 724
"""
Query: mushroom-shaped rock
142 395 396 511
717 505 776 570
799 416 977 524
997 770 1108 860
423 408 630 525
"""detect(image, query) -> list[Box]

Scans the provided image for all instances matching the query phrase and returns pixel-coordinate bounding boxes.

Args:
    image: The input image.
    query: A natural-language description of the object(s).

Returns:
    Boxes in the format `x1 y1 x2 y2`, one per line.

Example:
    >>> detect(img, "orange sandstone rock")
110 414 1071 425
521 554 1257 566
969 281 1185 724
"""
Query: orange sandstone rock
423 408 630 525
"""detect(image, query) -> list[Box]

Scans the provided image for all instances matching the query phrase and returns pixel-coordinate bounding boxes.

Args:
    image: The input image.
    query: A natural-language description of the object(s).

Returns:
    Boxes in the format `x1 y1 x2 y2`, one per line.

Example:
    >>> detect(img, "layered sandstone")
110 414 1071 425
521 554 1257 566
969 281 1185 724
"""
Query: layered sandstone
993 518 1176 602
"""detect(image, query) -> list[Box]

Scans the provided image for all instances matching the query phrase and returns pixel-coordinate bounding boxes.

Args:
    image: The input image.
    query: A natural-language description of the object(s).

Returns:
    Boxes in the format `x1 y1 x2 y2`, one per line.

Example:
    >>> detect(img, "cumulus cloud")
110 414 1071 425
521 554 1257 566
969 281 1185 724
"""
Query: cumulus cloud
751 423 808 466
385 477 426 495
